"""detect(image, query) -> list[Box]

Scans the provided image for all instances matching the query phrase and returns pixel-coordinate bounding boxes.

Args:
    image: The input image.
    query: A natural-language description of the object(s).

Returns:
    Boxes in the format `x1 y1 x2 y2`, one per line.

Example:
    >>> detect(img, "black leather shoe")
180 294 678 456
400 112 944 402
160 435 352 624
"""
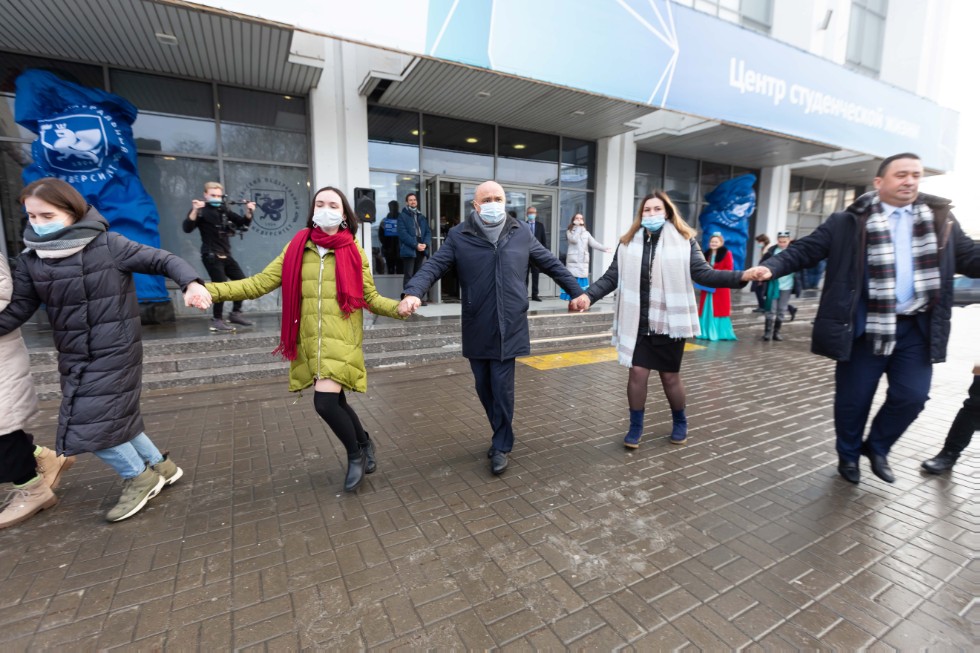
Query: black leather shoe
531 296 542 302
838 460 860 484
490 450 508 475
867 453 895 483
344 448 366 492
788 305 798 321
362 438 377 474
921 451 958 474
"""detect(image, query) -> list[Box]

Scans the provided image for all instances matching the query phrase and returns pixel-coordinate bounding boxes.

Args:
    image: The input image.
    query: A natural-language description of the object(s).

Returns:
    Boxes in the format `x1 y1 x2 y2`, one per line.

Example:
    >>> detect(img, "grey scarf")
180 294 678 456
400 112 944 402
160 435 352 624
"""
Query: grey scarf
472 211 506 243
23 220 106 252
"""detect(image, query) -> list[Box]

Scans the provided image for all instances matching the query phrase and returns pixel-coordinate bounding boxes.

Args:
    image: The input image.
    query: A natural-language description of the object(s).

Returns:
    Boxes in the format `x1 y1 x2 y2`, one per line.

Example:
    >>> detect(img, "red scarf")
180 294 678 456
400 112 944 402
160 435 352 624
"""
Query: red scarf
273 227 368 360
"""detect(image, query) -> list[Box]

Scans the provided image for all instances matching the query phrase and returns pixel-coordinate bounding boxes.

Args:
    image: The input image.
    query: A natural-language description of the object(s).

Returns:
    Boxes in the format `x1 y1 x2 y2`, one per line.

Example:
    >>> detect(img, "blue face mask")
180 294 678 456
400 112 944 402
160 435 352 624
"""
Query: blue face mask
641 216 666 232
527 214 536 221
207 199 223 207
478 201 506 224
32 220 67 236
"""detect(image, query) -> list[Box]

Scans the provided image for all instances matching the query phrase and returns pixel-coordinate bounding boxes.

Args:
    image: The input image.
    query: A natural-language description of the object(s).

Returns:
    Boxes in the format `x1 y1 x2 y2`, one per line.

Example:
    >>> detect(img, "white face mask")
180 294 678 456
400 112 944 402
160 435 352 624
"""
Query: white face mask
478 201 506 224
312 208 344 229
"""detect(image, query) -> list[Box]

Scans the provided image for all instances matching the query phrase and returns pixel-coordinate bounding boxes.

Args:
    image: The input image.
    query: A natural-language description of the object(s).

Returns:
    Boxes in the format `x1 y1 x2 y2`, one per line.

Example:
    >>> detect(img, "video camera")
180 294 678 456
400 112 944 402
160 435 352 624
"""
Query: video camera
215 194 251 238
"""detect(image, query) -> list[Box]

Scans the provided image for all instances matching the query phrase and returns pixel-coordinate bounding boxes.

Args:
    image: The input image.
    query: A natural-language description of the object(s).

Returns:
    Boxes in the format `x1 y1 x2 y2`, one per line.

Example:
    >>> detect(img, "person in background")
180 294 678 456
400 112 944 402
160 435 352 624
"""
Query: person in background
380 200 402 275
571 191 750 448
398 193 431 303
560 212 611 300
202 186 403 493
0 178 209 522
760 231 794 341
525 206 549 301
0 251 75 529
696 232 738 341
751 234 771 312
920 365 978 474
184 181 256 332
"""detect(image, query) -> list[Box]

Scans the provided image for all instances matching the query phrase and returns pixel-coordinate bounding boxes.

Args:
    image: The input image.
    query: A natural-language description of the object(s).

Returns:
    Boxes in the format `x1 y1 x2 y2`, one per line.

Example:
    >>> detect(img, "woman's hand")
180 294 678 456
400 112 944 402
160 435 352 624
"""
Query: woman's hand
184 281 213 310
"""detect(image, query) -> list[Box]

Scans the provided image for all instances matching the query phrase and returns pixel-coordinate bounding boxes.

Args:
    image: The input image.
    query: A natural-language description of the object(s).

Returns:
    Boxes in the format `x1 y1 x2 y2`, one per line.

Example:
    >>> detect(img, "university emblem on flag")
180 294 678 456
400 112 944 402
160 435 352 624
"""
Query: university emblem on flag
37 113 108 173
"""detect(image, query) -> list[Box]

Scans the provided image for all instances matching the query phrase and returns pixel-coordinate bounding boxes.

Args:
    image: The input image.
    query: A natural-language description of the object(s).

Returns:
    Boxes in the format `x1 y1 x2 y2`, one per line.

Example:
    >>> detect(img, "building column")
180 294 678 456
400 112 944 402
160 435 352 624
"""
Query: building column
755 165 792 265
593 133 636 275
309 40 373 259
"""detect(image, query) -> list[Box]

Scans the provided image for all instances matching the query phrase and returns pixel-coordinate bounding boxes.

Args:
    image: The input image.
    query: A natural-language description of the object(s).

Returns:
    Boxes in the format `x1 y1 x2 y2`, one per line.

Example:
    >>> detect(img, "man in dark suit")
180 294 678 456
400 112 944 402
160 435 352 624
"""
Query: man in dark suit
525 206 548 301
746 153 979 485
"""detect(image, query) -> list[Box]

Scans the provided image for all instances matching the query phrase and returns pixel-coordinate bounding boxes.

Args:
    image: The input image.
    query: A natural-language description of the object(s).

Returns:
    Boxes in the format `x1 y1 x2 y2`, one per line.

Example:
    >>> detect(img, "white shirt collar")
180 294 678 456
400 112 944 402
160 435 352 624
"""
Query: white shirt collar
880 200 912 217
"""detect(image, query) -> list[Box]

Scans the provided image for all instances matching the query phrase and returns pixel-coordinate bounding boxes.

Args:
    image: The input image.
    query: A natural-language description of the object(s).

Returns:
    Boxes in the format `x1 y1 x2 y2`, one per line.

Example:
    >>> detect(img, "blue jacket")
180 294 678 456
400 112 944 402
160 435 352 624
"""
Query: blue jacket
404 212 584 360
397 207 431 258
762 192 978 363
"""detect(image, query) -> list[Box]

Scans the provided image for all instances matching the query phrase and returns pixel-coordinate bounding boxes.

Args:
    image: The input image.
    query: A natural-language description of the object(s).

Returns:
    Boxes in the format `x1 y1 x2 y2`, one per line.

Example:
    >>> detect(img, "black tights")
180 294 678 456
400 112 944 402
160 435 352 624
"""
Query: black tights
627 367 686 412
313 390 368 455
0 429 37 485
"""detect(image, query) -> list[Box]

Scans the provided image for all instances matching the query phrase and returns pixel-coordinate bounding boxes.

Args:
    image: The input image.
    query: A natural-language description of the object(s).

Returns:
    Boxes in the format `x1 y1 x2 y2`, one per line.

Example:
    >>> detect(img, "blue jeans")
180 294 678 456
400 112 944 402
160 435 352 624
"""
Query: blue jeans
93 433 164 479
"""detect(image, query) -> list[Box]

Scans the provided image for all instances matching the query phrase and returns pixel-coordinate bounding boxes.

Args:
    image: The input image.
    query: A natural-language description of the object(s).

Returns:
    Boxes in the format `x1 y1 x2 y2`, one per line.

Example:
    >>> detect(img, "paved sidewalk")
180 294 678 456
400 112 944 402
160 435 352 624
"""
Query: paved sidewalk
1 308 976 650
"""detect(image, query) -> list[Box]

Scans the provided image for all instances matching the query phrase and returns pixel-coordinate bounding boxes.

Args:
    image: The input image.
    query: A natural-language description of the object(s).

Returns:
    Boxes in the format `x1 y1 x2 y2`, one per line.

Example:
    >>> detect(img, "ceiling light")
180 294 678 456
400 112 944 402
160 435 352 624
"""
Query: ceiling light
714 141 728 146
283 95 293 100
465 137 479 144
402 176 413 181
411 129 419 136
513 144 526 150
154 32 178 46
476 91 491 98
571 110 586 116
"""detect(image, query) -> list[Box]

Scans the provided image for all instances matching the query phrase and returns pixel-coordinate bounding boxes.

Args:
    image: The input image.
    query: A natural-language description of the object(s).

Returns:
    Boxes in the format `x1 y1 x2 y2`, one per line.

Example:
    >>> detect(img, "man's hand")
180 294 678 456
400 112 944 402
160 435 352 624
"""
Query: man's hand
742 267 772 282
417 243 426 252
189 199 204 220
398 295 421 317
246 201 256 213
569 294 591 312
184 281 212 310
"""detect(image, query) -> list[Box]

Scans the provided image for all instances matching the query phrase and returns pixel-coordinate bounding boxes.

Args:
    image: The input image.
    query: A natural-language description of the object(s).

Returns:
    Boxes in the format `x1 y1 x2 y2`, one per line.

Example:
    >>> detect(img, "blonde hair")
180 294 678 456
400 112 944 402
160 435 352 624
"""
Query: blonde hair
204 181 223 192
620 190 696 245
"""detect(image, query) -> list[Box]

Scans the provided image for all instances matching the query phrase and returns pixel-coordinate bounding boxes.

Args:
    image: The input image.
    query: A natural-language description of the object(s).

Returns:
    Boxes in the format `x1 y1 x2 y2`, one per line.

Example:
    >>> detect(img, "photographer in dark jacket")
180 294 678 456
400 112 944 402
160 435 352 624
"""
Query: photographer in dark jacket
746 153 979 485
184 181 255 331
399 181 585 476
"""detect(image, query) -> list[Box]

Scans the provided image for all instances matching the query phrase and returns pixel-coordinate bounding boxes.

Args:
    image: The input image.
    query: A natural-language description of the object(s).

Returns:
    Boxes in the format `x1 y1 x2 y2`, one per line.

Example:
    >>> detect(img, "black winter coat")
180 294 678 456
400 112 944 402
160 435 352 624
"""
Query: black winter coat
404 213 584 360
762 192 979 363
0 208 201 456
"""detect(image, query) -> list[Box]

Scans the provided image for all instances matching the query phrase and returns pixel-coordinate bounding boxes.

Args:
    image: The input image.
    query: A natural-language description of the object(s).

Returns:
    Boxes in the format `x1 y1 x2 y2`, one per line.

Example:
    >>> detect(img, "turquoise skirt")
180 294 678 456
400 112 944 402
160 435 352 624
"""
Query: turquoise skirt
560 277 590 300
697 294 737 341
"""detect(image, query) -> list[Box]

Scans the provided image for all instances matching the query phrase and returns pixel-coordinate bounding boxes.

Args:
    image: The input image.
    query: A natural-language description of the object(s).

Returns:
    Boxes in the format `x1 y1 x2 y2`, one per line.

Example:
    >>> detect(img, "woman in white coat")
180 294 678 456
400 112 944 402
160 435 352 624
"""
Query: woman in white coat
560 213 611 300
0 253 73 529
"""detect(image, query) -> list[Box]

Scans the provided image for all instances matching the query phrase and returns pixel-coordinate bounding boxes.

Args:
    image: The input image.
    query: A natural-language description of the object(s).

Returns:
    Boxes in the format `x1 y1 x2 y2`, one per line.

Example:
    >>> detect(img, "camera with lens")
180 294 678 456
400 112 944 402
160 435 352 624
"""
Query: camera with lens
217 195 251 237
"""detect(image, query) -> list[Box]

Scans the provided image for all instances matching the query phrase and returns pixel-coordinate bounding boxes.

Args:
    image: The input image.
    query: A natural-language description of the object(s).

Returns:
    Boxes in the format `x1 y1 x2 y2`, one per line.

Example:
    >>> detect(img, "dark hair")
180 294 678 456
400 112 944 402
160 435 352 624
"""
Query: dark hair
306 186 359 234
405 192 418 202
755 234 770 246
621 190 695 245
18 177 87 223
567 212 585 232
388 200 399 211
877 153 920 177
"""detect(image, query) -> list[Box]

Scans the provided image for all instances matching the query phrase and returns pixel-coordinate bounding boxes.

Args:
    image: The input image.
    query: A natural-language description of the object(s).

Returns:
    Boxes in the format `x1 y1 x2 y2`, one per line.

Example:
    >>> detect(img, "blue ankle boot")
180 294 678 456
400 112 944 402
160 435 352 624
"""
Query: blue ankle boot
670 409 688 444
624 409 644 448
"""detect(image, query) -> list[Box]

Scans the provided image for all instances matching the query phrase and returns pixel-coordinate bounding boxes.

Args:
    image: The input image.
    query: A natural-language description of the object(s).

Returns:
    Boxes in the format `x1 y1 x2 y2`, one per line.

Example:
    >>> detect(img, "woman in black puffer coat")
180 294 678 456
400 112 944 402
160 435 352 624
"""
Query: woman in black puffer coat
0 178 211 523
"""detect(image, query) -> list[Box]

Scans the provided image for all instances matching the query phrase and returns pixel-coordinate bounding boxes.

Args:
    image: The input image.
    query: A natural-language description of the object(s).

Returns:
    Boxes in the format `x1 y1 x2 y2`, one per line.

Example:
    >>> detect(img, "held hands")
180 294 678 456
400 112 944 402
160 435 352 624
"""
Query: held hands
741 267 773 282
184 282 213 310
397 295 422 317
569 294 591 312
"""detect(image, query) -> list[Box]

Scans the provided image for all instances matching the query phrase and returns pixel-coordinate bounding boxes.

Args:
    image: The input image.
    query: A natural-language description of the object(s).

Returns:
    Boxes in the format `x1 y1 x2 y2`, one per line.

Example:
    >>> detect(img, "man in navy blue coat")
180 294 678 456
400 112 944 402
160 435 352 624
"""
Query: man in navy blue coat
400 181 585 475
746 153 979 485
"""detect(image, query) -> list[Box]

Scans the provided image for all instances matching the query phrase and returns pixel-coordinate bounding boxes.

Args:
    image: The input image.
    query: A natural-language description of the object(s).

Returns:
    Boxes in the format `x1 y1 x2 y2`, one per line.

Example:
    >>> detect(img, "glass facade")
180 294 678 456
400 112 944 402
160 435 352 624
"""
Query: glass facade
0 55 310 314
786 175 866 239
847 0 888 77
368 104 597 292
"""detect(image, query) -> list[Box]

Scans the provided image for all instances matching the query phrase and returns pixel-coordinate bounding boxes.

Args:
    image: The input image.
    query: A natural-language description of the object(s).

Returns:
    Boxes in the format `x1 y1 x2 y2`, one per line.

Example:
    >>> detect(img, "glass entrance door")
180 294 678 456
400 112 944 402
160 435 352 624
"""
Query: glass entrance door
424 176 476 302
505 188 559 298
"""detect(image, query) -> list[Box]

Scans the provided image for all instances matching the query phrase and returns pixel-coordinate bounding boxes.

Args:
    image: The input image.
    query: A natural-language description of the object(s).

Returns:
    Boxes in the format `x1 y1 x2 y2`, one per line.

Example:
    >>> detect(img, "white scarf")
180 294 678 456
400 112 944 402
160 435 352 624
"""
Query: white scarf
612 222 699 367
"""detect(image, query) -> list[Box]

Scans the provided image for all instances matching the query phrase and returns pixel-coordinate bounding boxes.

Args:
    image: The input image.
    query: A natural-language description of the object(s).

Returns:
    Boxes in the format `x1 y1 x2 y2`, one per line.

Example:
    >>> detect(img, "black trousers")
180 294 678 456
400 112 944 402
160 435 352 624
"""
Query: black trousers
203 254 245 319
469 358 516 453
942 375 979 456
0 429 36 485
525 265 540 297
402 253 426 289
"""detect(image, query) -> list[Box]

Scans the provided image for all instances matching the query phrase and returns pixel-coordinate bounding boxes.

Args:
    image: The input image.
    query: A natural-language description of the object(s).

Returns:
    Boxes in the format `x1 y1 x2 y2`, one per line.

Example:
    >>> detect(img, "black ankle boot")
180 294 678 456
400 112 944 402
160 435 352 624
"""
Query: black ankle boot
344 448 366 492
921 450 958 474
772 318 784 341
362 435 377 474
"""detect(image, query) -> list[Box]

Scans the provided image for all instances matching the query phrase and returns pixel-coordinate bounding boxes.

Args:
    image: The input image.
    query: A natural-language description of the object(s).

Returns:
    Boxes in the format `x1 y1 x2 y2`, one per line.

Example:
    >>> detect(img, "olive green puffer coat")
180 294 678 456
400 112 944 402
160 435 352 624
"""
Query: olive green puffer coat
207 239 401 393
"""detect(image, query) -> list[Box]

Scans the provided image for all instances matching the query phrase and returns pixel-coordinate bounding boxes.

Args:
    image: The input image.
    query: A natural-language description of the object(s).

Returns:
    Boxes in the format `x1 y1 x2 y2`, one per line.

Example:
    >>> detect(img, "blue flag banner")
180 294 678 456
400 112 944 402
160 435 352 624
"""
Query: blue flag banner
15 69 169 303
697 174 755 271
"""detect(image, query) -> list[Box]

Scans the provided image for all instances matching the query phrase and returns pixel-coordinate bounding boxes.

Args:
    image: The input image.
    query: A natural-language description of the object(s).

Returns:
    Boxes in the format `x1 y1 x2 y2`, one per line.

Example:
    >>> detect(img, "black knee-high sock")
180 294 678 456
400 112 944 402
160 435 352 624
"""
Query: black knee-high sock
337 391 368 445
313 391 361 455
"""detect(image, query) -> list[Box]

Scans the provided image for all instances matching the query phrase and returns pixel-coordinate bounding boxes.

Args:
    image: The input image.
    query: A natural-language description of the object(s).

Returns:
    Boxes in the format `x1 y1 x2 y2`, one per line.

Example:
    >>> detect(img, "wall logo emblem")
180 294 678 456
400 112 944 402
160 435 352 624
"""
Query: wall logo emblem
244 177 303 237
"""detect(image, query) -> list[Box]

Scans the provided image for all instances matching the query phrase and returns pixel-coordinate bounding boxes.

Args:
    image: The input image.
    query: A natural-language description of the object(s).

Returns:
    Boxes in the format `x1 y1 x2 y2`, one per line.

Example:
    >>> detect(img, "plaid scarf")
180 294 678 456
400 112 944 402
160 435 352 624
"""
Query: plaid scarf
865 195 940 356
612 222 699 366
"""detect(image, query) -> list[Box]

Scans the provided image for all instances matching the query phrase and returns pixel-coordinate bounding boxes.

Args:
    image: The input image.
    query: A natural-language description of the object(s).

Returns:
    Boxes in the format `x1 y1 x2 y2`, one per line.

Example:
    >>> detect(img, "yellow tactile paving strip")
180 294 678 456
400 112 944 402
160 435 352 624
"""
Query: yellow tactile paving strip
518 342 706 370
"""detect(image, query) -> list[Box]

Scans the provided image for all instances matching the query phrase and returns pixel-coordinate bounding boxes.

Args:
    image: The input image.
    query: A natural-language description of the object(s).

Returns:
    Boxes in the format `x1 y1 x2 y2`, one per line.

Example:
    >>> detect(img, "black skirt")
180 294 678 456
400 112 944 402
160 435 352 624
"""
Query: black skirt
631 333 685 372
